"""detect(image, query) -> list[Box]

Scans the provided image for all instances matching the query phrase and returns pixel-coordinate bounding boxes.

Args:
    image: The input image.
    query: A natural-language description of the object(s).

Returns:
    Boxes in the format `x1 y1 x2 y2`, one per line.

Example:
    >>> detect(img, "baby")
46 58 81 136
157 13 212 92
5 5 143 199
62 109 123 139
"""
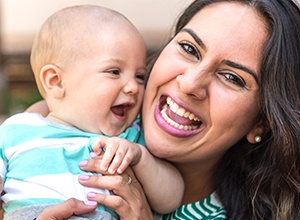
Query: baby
0 5 183 220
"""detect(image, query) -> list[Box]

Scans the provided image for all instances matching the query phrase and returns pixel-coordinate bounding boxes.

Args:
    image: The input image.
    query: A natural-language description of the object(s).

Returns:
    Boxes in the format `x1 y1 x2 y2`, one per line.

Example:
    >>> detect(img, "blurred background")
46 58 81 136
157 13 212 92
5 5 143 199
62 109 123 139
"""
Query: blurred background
0 0 193 123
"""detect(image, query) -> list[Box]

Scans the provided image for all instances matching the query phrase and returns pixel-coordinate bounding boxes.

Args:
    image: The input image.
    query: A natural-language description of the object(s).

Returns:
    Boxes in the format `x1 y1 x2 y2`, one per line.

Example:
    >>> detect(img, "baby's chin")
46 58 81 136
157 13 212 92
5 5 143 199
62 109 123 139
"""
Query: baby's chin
99 126 128 137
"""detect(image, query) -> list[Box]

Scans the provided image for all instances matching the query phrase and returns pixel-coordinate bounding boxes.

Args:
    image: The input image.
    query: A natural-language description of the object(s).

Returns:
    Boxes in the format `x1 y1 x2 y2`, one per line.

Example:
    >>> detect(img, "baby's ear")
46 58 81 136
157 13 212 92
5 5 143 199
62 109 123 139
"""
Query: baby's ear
39 64 65 99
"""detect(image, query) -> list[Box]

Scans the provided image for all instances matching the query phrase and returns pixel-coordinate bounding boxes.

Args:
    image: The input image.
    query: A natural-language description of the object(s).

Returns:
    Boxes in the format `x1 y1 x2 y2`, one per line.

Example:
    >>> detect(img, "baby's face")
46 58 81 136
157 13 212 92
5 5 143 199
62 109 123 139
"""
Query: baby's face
59 22 147 136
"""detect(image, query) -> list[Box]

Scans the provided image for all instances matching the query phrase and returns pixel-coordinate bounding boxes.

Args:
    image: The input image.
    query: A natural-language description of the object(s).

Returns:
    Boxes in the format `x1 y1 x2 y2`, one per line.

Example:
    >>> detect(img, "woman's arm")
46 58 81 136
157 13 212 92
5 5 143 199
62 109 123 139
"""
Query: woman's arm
26 100 49 117
131 147 184 214
91 137 184 214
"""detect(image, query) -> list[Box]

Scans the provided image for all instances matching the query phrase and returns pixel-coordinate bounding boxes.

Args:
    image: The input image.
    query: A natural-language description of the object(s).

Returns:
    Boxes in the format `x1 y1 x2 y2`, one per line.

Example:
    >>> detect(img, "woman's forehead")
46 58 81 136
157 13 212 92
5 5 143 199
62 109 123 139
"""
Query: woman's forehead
181 2 268 74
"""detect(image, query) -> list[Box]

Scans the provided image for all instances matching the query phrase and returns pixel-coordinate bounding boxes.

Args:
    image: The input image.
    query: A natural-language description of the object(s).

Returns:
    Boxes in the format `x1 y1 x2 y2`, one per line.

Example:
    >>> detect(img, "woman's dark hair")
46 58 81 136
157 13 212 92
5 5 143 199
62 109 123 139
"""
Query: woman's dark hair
150 0 300 219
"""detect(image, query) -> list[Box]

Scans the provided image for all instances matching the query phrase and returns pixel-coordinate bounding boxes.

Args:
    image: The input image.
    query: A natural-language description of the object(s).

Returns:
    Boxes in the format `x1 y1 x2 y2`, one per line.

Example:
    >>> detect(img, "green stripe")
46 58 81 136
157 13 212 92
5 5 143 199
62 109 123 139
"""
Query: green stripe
163 194 226 220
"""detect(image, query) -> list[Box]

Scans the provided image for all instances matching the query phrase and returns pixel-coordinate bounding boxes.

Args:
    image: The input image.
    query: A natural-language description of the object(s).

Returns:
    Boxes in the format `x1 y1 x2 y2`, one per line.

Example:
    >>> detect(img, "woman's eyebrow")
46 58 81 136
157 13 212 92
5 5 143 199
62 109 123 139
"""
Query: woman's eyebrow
180 28 259 83
224 60 259 82
181 28 207 51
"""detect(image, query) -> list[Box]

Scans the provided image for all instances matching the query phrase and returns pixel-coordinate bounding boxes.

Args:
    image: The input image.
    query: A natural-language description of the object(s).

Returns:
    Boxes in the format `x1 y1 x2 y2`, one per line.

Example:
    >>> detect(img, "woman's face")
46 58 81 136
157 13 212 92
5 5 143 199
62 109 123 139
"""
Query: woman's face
143 2 268 165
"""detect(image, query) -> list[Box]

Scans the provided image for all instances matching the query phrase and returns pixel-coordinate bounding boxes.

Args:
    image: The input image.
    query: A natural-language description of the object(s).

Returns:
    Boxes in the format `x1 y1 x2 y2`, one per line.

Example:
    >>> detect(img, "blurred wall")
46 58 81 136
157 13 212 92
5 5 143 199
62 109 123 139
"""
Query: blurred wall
2 0 193 52
0 0 193 119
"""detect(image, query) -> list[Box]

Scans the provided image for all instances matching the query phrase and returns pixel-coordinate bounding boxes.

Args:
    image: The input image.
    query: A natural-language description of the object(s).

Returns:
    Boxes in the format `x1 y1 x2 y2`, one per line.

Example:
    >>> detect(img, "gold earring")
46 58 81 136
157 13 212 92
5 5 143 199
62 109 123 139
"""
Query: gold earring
255 136 262 143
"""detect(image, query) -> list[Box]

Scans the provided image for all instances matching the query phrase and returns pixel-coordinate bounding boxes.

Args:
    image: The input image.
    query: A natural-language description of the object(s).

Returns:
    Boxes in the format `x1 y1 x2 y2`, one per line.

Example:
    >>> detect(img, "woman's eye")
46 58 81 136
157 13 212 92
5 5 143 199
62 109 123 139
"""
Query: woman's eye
221 72 246 87
179 42 200 60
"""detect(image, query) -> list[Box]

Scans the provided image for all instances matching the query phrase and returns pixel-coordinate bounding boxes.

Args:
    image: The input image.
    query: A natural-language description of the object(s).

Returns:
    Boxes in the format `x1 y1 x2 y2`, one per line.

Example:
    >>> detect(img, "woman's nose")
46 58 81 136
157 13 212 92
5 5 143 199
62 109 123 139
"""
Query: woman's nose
176 68 210 100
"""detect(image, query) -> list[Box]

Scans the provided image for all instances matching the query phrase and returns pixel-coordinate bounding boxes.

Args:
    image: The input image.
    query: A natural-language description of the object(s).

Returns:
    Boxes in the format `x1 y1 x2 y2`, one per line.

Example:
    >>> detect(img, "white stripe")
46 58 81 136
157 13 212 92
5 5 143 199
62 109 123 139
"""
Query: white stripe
182 205 194 220
3 113 47 126
2 173 110 204
210 192 223 207
187 204 202 219
0 159 7 179
203 195 217 213
197 201 209 217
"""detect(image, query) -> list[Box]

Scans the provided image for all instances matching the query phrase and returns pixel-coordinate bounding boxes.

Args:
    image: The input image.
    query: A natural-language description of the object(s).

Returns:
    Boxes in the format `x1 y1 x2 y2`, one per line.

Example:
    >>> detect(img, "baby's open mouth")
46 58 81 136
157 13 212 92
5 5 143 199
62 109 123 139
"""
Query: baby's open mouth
111 104 133 117
159 96 202 131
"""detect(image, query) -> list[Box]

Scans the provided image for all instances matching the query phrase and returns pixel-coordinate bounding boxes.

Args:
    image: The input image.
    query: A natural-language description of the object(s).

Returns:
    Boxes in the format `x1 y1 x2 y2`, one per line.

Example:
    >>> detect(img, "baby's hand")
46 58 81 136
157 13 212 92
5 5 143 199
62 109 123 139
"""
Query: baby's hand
92 137 142 174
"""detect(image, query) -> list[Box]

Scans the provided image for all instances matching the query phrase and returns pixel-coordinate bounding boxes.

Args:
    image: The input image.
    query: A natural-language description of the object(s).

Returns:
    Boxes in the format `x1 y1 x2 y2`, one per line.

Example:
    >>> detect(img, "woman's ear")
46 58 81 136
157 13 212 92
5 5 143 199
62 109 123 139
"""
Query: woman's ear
39 64 65 99
246 119 269 144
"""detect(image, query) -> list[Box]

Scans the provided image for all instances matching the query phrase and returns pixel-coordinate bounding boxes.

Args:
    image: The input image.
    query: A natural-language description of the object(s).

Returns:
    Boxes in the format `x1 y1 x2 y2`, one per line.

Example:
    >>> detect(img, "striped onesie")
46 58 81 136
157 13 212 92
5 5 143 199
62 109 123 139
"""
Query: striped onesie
0 112 144 219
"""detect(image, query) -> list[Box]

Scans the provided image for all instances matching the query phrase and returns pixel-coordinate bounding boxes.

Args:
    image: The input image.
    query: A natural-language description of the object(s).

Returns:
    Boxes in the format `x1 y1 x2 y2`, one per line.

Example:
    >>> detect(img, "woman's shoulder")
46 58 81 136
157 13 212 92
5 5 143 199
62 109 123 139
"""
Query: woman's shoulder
155 192 226 220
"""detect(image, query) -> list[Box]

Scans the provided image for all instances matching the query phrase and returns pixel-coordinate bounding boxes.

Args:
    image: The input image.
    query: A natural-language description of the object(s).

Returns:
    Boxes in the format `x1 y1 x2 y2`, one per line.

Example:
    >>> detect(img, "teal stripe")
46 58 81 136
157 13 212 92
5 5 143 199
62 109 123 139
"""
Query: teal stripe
1 121 142 150
1 124 98 148
6 146 92 179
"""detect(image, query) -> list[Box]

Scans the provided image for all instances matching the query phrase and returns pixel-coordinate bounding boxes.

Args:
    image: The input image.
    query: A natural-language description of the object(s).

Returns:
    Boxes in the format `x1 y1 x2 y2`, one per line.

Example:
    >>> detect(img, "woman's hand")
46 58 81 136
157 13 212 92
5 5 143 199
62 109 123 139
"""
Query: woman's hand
36 198 97 220
79 154 154 220
34 154 153 220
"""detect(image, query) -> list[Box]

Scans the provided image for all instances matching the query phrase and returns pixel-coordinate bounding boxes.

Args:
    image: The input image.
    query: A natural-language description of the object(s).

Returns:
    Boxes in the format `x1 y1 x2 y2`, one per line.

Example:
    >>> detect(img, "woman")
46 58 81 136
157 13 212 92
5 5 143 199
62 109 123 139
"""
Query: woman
35 0 300 219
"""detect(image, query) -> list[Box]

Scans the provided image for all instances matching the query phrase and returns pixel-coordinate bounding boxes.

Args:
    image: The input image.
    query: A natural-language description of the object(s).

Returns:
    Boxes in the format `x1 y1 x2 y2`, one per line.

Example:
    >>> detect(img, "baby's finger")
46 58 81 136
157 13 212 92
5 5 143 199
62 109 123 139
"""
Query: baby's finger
100 140 118 172
116 154 133 174
91 137 105 155
107 149 128 174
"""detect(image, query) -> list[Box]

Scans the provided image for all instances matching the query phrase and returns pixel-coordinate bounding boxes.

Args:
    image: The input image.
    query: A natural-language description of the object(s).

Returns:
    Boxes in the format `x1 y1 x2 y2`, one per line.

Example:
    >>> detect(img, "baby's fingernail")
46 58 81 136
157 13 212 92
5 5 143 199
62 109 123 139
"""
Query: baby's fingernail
79 174 90 180
79 160 88 166
87 192 96 198
108 168 115 174
100 164 106 171
84 201 97 206
90 152 97 158
117 168 123 174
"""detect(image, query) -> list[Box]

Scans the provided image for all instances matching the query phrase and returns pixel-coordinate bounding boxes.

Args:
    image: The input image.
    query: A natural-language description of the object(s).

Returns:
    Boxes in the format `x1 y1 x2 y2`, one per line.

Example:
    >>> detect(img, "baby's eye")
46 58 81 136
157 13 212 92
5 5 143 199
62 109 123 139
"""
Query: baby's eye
136 73 146 84
108 69 120 75
179 42 200 60
220 72 246 88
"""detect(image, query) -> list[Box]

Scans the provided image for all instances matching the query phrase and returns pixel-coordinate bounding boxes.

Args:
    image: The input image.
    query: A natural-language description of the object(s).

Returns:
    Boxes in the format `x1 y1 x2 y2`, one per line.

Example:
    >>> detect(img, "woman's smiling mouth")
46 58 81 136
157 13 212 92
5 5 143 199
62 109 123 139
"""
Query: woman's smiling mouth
155 95 203 137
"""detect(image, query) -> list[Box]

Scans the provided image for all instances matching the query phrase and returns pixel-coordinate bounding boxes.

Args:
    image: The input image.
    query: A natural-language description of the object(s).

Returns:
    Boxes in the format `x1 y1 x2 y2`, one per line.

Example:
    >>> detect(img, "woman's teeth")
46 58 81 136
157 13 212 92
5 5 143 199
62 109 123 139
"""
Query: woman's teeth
167 97 200 121
160 97 200 131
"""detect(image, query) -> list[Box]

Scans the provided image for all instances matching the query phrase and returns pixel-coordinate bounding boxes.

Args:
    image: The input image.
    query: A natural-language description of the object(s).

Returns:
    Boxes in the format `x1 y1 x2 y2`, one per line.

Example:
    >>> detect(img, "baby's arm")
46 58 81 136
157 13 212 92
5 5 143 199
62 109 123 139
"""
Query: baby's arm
132 146 184 214
92 137 184 214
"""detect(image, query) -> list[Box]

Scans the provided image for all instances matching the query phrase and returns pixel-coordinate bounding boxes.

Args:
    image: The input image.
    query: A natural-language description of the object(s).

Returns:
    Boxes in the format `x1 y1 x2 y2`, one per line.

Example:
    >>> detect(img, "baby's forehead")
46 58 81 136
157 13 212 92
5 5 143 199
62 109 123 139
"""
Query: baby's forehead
35 5 143 64
53 5 129 28
43 6 132 42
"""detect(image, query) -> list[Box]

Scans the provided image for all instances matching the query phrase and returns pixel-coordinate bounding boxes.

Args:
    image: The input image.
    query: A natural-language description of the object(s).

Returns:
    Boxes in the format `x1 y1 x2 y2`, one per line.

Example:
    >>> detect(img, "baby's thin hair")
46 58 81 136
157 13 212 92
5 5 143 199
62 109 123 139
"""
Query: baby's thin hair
30 5 131 96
